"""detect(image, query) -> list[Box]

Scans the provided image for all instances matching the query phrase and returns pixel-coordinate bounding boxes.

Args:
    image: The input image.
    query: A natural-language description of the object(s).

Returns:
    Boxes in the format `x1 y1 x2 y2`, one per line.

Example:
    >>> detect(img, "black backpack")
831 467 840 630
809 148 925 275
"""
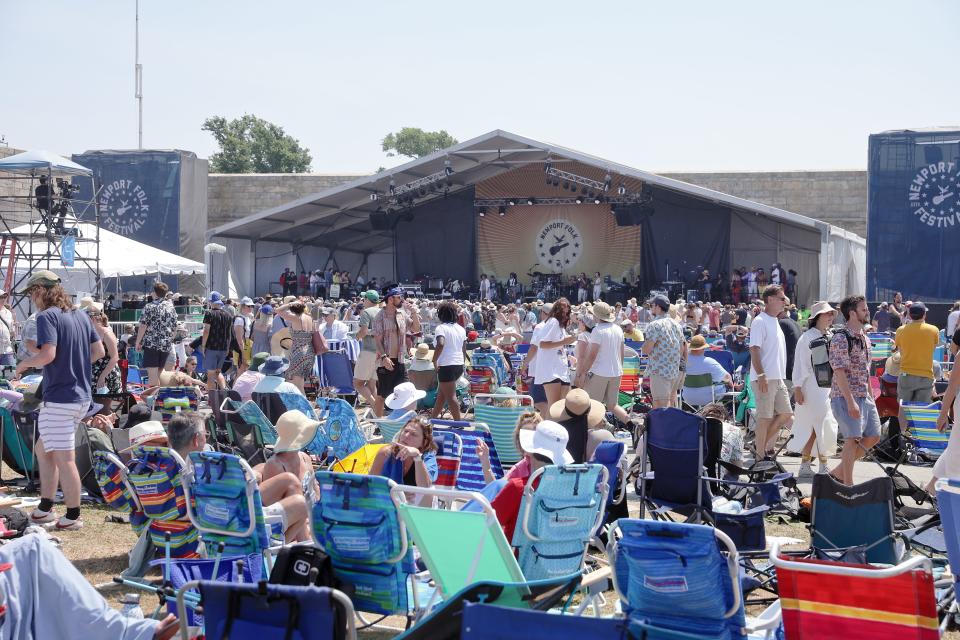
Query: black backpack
810 328 862 388
268 544 337 588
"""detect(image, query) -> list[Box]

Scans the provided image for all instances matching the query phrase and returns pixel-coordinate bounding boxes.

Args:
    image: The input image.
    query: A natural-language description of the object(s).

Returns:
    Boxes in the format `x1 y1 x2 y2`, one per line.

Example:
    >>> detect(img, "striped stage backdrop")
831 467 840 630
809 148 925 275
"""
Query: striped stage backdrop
477 204 641 283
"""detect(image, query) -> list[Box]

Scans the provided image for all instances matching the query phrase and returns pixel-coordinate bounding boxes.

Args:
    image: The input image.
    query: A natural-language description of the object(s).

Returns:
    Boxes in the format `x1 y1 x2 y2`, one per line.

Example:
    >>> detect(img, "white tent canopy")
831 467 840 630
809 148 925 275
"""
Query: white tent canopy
10 223 205 277
0 150 92 176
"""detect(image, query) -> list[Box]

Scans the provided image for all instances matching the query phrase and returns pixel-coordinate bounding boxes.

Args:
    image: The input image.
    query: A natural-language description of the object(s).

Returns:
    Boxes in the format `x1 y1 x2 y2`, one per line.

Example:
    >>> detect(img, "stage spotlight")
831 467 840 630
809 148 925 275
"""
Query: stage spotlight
446 176 453 187
389 179 396 195
478 207 486 217
546 176 552 185
499 205 506 216
508 199 516 206
617 183 626 195
444 158 453 176
552 178 559 187
418 187 427 197
562 181 569 190
526 197 536 205
370 192 379 201
571 185 578 194
604 173 612 191
544 159 552 172
575 196 583 204
594 195 602 205
610 205 617 215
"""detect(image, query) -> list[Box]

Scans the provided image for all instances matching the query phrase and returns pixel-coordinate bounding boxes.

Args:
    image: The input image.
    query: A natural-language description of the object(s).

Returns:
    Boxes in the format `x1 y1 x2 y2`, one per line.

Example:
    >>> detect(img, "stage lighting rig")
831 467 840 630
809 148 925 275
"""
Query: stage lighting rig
546 166 611 193
499 206 506 216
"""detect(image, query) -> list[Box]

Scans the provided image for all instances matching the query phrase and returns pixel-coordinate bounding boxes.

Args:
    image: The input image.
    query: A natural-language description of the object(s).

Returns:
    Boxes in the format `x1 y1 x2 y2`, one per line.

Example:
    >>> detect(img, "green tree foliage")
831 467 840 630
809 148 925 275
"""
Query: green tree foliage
202 115 312 173
381 127 458 159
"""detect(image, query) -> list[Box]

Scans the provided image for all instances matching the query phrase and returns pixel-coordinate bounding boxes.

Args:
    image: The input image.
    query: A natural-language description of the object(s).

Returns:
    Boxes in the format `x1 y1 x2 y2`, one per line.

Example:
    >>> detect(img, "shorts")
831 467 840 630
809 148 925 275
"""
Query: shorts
437 364 464 383
831 395 881 440
897 374 933 403
38 401 85 452
376 359 407 398
204 349 228 372
530 383 547 404
0 353 15 367
354 350 378 381
262 502 289 534
584 373 621 408
142 347 171 369
751 378 793 420
649 374 679 403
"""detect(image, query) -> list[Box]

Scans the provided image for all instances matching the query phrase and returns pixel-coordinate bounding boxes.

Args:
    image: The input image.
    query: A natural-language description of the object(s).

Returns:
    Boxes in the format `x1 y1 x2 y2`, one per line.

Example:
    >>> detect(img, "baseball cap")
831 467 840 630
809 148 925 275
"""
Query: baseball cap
647 294 671 312
385 287 404 299
239 296 254 306
909 301 927 319
16 269 60 294
362 290 380 303
260 303 273 314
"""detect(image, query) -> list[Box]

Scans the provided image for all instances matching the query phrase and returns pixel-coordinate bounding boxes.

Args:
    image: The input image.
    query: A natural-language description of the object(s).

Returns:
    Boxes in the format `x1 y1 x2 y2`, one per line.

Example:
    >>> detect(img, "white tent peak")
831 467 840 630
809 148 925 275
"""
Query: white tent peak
0 150 92 176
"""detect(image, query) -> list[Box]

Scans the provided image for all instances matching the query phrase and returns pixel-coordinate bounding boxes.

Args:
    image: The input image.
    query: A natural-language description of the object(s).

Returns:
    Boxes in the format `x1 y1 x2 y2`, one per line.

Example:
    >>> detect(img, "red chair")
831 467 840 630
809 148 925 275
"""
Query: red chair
771 543 938 639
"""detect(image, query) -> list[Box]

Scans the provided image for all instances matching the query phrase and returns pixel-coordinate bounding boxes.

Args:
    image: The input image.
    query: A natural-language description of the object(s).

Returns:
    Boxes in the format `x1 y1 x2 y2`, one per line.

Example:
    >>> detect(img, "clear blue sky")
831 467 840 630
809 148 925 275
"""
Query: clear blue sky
2 0 958 173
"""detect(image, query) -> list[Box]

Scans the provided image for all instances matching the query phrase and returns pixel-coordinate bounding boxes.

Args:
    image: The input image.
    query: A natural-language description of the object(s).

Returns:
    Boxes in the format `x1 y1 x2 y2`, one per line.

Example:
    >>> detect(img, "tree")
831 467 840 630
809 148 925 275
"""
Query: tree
381 127 458 159
202 114 312 173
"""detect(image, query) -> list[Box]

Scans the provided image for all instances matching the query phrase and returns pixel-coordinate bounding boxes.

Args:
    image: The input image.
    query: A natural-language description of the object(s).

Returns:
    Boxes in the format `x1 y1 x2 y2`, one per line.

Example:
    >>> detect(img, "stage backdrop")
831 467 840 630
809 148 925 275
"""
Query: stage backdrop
478 204 641 283
395 187 477 284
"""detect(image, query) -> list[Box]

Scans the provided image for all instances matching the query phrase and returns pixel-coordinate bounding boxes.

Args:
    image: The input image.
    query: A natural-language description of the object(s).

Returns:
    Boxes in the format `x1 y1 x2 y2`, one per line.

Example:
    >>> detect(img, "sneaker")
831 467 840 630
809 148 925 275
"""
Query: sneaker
797 462 814 480
30 509 57 524
817 458 830 474
54 516 83 531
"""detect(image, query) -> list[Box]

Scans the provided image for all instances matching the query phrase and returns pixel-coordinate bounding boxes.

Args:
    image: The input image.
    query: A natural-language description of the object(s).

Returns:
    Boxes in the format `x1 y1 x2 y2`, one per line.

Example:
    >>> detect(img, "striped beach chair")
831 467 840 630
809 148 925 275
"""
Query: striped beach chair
473 394 535 466
373 410 416 444
154 387 200 424
127 446 200 559
92 451 149 536
620 350 641 396
871 337 894 362
431 421 505 491
901 401 948 463
434 431 464 489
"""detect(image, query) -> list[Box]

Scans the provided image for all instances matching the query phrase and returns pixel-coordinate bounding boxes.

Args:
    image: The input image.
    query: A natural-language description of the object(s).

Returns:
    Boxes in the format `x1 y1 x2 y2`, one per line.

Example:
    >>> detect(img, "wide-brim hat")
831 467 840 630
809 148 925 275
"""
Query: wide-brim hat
78 296 104 313
270 327 292 356
122 420 167 452
548 388 606 428
410 343 434 361
809 301 837 321
259 355 290 376
518 420 574 465
592 301 616 323
689 335 708 351
250 352 270 372
385 382 426 410
273 410 321 453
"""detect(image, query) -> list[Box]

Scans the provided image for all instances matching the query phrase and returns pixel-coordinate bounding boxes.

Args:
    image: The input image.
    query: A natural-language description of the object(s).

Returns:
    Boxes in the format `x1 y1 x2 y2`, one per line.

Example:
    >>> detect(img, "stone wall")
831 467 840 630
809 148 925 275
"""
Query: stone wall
661 170 868 237
0 146 32 228
206 173 366 230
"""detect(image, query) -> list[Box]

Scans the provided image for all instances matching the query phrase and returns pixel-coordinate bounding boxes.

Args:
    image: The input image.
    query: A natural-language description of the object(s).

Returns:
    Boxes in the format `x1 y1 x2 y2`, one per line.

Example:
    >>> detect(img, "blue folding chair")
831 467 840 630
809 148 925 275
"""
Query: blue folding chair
511 464 608 581
591 440 626 507
459 602 636 640
936 479 960 631
901 401 948 463
705 349 735 375
810 473 901 565
431 420 505 491
176 580 356 640
318 349 357 398
310 396 367 461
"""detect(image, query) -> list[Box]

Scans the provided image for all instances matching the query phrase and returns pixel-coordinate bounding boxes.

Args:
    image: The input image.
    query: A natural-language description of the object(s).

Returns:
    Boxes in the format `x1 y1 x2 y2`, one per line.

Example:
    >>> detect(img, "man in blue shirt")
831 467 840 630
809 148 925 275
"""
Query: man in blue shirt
15 270 103 531
682 335 732 407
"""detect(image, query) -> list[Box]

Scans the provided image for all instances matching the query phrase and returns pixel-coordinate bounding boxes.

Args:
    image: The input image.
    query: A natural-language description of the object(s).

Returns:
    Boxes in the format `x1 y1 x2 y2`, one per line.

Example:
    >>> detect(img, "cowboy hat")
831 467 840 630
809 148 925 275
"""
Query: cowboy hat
259 355 290 376
273 410 321 453
548 388 605 428
518 420 574 465
592 301 616 323
121 421 167 452
409 343 434 361
385 382 426 410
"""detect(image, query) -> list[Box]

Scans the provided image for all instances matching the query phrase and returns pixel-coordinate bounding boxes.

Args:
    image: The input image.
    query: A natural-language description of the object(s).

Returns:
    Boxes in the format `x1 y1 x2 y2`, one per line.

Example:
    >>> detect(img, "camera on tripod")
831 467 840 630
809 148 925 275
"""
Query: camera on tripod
55 177 79 198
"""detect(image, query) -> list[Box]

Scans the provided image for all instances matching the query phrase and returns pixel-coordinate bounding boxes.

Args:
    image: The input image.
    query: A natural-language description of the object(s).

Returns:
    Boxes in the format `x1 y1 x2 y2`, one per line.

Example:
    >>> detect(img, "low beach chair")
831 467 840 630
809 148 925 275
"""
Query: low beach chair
127 446 200 559
219 397 278 465
372 409 417 444
771 541 937 639
176 579 356 640
473 393 535 466
458 602 635 640
92 450 149 536
310 471 419 619
318 349 357 402
810 473 901 565
312 396 367 461
434 430 464 489
154 386 200 424
901 401 948 463
431 421 505 491
935 478 960 631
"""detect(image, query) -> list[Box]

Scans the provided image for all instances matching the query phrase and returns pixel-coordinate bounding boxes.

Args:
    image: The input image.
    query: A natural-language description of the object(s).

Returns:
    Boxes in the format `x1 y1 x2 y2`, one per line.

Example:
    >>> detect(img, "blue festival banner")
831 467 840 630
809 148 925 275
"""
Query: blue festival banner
61 235 75 267
867 130 960 301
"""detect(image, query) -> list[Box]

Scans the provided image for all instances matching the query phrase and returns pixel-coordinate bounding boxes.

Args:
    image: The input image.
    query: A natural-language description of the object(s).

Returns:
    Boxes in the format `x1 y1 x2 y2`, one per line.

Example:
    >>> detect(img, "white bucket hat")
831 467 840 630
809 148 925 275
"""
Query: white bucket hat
385 382 426 410
518 420 574 465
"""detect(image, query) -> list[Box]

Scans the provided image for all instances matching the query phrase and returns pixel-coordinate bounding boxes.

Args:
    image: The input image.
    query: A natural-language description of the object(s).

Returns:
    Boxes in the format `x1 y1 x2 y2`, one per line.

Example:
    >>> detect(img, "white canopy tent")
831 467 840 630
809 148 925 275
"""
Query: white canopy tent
0 149 92 176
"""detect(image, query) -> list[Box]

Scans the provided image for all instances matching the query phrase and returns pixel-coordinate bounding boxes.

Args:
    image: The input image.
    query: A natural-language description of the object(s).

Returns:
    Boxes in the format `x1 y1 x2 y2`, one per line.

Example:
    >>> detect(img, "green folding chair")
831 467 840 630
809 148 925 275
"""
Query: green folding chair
473 394 535 465
681 372 716 410
373 410 417 444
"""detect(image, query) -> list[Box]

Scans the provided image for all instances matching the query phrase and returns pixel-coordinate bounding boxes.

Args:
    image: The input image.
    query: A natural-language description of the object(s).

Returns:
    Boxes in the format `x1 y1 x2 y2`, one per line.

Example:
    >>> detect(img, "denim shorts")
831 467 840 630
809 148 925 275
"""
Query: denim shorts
204 349 228 372
831 395 881 440
530 383 547 404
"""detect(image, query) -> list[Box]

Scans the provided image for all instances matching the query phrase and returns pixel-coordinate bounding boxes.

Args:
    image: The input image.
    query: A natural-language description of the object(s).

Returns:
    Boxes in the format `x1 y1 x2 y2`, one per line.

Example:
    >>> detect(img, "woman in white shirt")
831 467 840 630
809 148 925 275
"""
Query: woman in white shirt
533 298 576 407
789 301 839 477
431 301 467 420
592 273 603 302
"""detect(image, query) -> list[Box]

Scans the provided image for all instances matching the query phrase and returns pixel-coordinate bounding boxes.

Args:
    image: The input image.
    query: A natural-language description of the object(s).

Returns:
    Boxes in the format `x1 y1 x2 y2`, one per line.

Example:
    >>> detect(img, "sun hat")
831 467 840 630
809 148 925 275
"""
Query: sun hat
580 313 596 329
494 386 515 396
208 291 224 306
620 317 634 327
592 301 616 323
250 352 270 372
362 290 380 303
282 295 297 304
259 355 290 376
548 388 606 428
541 302 554 315
239 296 254 306
78 296 104 313
689 335 708 351
500 334 518 346
410 343 434 361
385 382 426 410
122 421 167 451
518 420 574 465
809 301 836 321
16 269 60 294
479 339 493 349
273 410 321 453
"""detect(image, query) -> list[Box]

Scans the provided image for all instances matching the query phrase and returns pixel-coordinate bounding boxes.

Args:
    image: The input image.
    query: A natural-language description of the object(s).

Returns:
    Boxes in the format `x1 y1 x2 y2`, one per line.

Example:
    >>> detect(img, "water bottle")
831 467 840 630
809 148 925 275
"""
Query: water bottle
120 593 144 619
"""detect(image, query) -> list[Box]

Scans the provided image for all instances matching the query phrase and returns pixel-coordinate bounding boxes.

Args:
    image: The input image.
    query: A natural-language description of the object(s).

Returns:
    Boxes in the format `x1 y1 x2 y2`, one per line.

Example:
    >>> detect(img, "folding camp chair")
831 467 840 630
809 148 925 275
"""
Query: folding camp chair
607 519 780 640
591 440 626 508
0 406 38 486
619 350 641 397
127 446 201 559
705 349 736 375
901 401 948 463
458 602 635 640
935 479 960 630
431 421 505 491
154 386 200 424
92 450 149 536
680 372 717 410
373 409 417 444
311 396 367 461
473 393 535 466
310 471 419 619
278 390 319 419
434 430 464 489
219 397 277 466
810 473 902 565
471 351 509 389
318 349 358 402
511 464 608 581
163 551 265 628
467 364 498 396
770 541 937 639
176 580 357 640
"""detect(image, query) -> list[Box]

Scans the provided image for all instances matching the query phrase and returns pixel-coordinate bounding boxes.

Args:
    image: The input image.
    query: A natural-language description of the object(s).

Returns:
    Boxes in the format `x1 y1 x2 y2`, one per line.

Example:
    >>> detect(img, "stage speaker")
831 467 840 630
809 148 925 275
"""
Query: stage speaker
369 212 392 230
615 207 636 226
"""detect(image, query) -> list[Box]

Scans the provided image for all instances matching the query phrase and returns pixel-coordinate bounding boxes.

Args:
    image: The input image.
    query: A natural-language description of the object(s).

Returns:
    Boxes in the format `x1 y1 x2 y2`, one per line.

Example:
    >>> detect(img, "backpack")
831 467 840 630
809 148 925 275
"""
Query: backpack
810 328 862 388
268 544 338 588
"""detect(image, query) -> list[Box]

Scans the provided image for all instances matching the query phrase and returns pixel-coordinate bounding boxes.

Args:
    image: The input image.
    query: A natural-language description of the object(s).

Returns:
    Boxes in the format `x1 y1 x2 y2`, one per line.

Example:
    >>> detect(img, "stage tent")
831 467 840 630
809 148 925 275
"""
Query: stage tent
207 130 865 305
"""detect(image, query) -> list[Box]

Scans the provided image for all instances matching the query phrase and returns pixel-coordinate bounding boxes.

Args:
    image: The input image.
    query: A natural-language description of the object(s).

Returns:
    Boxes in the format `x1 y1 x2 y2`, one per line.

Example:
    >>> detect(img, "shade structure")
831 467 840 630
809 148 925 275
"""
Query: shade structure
0 150 92 176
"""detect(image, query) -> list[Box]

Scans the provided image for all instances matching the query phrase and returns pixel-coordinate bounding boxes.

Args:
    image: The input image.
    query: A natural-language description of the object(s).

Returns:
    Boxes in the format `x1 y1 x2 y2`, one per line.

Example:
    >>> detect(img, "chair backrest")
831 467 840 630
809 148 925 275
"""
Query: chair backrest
472 351 508 384
393 486 526 597
901 401 948 456
871 338 894 361
682 372 714 389
936 479 960 591
191 581 356 640
223 397 278 447
771 545 937 640
474 394 535 465
278 391 318 420
374 410 416 444
459 602 629 640
313 397 367 461
318 350 356 394
591 440 626 506
0 406 38 477
467 365 498 395
182 450 273 556
431 422 505 491
620 354 641 394
704 350 735 375
511 464 608 581
311 471 415 616
127 446 200 558
642 408 709 512
608 518 745 639
409 368 438 392
810 473 898 565
92 450 149 536
155 386 200 424
434 430 464 489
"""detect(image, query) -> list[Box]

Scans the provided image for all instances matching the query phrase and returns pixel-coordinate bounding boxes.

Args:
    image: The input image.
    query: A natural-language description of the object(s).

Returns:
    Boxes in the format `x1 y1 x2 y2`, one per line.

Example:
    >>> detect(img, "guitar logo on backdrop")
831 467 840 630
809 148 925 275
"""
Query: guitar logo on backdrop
99 179 150 235
908 160 959 228
536 219 582 272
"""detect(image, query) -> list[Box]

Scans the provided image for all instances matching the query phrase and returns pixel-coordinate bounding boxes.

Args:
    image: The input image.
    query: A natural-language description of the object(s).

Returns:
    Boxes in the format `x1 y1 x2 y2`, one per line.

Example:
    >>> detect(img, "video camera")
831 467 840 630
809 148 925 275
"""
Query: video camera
55 177 79 198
